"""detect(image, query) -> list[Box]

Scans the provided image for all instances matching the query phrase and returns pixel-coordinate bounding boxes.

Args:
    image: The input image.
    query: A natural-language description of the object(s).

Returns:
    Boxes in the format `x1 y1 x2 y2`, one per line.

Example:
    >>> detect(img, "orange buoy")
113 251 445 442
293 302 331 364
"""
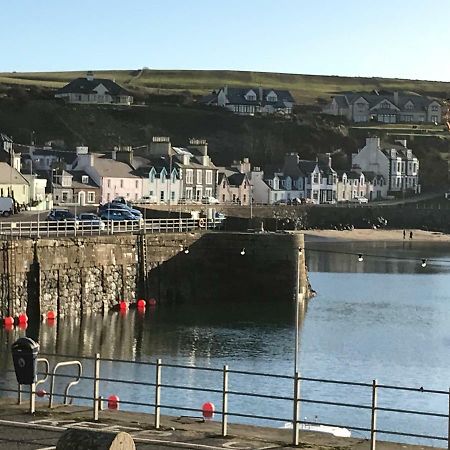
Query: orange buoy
147 298 157 307
202 402 215 419
36 389 46 398
18 313 28 324
107 395 120 410
3 316 14 326
137 299 146 309
47 310 56 320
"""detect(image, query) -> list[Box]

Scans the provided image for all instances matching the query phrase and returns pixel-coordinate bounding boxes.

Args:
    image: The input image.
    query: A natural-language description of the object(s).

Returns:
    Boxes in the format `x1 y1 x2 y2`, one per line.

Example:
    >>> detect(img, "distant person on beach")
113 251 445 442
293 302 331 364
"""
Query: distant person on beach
403 230 406 239
409 231 413 240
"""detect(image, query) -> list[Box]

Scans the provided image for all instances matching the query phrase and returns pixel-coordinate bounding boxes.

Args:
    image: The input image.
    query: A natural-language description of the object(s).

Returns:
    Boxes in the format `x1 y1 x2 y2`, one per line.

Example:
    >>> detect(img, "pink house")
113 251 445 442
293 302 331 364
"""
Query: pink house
72 147 146 203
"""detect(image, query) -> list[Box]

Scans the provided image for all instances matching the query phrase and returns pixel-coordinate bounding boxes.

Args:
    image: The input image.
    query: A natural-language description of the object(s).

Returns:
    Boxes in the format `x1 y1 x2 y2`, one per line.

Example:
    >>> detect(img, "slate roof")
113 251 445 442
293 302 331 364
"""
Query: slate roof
56 77 130 96
334 91 439 112
92 154 140 178
0 162 29 185
201 87 295 108
68 170 100 188
227 173 246 187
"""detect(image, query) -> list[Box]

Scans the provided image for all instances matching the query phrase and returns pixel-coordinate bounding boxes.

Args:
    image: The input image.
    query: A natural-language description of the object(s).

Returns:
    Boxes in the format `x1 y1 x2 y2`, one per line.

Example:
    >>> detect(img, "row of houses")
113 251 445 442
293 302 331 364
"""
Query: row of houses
52 72 443 125
0 133 419 209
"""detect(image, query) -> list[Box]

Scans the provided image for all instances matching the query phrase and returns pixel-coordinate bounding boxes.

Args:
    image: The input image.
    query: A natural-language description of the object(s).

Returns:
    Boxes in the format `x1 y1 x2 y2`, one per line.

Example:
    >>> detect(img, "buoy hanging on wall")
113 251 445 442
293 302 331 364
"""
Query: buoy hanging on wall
137 299 146 309
147 298 157 307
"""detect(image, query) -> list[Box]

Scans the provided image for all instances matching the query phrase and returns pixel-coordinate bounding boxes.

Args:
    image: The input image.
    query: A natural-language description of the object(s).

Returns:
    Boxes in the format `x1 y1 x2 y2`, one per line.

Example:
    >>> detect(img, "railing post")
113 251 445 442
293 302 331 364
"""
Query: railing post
17 383 22 404
30 382 36 414
155 358 162 429
370 379 377 450
292 371 300 446
222 365 229 437
93 353 100 421
447 387 450 450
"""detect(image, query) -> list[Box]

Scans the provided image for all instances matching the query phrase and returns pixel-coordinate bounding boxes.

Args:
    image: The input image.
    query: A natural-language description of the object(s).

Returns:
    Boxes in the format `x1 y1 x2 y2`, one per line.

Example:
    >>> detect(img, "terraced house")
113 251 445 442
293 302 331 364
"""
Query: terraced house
148 137 218 203
323 91 441 123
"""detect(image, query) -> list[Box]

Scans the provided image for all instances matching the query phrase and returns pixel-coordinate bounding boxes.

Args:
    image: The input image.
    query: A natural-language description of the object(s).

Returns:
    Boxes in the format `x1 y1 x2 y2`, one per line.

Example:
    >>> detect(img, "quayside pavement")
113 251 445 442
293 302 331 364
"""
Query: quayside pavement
0 398 438 450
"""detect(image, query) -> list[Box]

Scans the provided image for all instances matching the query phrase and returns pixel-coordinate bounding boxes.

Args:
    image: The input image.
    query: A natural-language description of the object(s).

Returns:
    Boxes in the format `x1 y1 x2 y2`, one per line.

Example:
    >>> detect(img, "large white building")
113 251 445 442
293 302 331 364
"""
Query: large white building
352 137 420 194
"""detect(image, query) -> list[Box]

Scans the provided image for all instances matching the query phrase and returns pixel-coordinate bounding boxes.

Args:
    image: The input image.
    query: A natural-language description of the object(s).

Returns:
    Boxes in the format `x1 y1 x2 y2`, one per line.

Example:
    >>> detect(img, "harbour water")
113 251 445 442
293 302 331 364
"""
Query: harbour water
1 238 450 446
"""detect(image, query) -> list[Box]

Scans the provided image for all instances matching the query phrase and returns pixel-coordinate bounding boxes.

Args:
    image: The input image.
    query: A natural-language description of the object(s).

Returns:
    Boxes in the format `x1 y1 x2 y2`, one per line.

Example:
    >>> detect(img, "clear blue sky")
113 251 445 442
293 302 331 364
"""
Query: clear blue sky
1 0 449 81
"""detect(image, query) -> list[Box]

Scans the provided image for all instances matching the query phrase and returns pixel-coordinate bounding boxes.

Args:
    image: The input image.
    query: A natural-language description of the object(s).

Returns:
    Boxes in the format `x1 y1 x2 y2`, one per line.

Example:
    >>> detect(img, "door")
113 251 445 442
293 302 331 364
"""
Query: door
78 191 86 206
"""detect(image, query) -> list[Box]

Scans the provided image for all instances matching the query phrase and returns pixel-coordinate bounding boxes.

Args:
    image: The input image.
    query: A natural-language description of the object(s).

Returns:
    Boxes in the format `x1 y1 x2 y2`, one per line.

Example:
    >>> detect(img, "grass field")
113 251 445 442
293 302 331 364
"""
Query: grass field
1 69 449 103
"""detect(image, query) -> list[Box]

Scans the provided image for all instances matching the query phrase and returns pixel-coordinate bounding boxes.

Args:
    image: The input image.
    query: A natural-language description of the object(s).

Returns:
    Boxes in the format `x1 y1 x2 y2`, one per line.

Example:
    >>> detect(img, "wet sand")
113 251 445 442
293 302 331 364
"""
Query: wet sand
302 228 450 242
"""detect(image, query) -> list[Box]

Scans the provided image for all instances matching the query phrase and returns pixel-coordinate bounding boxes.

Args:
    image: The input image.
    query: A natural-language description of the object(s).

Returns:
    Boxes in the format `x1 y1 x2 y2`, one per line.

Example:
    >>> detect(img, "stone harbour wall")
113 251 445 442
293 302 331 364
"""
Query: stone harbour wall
0 232 307 320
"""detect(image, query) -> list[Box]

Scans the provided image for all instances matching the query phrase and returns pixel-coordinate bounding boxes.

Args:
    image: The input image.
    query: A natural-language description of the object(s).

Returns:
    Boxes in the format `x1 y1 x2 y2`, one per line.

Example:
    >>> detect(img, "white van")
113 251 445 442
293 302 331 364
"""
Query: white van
0 197 14 217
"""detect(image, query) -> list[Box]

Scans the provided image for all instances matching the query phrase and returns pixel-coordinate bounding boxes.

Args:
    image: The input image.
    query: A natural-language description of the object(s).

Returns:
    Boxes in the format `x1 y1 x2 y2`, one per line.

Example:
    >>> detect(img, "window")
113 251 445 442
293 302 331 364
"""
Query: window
186 187 193 199
356 102 366 110
171 191 175 201
267 95 277 102
431 105 439 111
150 171 155 182
313 173 319 183
82 175 89 184
160 191 165 201
405 102 414 110
135 180 139 188
62 191 69 202
186 169 193 184
205 188 212 197
431 115 438 123
197 170 202 184
120 179 124 188
222 194 225 202
243 194 247 203
87 192 95 203
206 170 213 184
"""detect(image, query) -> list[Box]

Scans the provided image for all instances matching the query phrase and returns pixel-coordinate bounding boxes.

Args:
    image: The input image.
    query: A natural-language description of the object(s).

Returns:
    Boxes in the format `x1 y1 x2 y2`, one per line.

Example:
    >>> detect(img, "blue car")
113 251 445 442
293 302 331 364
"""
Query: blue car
100 209 142 222
99 202 143 219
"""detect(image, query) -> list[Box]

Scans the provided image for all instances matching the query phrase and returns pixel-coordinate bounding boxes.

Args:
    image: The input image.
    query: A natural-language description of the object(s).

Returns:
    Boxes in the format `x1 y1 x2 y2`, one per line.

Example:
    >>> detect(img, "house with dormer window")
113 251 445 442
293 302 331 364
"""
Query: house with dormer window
200 86 295 116
323 91 442 123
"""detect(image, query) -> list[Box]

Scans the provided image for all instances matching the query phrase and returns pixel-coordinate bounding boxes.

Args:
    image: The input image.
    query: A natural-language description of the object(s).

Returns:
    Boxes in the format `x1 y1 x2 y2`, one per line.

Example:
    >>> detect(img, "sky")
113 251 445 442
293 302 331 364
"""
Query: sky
1 0 449 81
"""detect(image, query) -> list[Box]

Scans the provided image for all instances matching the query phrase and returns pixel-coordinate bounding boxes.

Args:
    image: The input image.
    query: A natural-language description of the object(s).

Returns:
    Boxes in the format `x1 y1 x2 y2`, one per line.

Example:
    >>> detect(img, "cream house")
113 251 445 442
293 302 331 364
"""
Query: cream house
0 162 30 204
55 72 133 105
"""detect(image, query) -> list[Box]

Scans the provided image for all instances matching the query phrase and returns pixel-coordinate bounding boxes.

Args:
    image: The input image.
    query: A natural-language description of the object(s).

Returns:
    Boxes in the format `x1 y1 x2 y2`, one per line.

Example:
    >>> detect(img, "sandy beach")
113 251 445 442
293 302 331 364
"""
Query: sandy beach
302 228 450 242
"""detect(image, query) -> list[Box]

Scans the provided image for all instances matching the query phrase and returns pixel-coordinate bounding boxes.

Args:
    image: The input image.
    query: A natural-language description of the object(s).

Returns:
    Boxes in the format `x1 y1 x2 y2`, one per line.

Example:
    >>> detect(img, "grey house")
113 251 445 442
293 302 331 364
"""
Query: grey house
149 137 218 202
200 86 295 116
323 91 442 124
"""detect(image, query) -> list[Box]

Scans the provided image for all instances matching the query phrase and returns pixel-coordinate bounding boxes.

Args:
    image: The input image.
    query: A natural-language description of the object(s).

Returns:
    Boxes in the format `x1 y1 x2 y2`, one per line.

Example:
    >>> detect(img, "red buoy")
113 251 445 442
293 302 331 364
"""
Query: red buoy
147 298 157 307
202 402 215 419
18 322 28 330
137 299 146 309
119 301 128 311
18 313 28 324
47 310 56 321
107 395 120 410
37 389 46 398
4 323 14 332
3 317 14 326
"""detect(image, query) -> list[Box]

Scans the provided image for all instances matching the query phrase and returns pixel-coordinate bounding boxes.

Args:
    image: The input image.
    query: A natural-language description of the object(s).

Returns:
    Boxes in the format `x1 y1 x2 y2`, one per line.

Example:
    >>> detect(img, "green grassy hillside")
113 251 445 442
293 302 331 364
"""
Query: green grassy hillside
1 69 450 103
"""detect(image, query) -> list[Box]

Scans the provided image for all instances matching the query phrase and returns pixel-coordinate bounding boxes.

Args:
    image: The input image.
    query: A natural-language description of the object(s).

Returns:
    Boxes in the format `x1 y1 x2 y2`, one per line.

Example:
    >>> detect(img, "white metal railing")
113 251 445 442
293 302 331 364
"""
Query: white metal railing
0 218 223 238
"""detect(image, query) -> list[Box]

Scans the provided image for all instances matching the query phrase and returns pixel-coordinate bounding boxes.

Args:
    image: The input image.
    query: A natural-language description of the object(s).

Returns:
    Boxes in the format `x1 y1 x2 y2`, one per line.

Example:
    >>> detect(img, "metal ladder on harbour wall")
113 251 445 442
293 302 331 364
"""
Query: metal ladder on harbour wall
138 233 148 298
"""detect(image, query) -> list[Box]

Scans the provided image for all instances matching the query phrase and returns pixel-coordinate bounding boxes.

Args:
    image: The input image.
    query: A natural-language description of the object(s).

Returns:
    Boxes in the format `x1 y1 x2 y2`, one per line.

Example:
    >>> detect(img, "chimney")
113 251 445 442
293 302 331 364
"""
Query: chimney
150 136 171 156
393 91 399 106
86 71 94 82
116 146 133 166
188 138 208 156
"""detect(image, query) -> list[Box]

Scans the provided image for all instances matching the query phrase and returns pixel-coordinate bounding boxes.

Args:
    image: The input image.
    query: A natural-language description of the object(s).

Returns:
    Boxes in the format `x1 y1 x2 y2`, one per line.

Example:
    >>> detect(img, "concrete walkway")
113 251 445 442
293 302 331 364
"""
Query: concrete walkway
0 398 439 450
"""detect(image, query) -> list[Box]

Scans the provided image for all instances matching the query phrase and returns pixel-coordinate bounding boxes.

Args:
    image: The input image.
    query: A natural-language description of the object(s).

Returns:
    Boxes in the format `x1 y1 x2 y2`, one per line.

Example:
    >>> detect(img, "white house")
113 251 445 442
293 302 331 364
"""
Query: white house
147 162 182 205
55 72 133 105
352 137 420 194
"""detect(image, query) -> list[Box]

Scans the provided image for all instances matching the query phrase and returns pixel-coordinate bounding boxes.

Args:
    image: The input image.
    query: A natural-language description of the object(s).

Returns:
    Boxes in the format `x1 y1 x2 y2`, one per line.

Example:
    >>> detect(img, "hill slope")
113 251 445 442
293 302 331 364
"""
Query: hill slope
1 69 450 103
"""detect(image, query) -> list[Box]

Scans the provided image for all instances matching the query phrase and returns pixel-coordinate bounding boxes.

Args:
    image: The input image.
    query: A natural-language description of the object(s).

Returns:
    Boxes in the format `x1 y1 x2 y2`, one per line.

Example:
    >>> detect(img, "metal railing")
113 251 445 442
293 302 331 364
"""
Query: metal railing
1 352 449 448
0 218 223 238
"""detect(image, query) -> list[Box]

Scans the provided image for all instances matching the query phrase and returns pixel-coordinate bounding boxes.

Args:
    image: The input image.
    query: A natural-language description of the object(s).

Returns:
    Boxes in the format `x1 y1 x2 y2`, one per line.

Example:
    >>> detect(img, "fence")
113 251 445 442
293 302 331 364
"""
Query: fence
0 218 222 239
1 351 449 448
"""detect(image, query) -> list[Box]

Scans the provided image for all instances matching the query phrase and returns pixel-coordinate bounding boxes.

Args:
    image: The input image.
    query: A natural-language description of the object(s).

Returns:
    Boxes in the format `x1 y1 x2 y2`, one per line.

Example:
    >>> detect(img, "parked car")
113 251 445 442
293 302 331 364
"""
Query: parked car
352 197 368 204
99 202 143 219
0 197 14 217
100 209 142 222
136 196 157 204
47 209 78 222
202 196 220 204
77 213 106 231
